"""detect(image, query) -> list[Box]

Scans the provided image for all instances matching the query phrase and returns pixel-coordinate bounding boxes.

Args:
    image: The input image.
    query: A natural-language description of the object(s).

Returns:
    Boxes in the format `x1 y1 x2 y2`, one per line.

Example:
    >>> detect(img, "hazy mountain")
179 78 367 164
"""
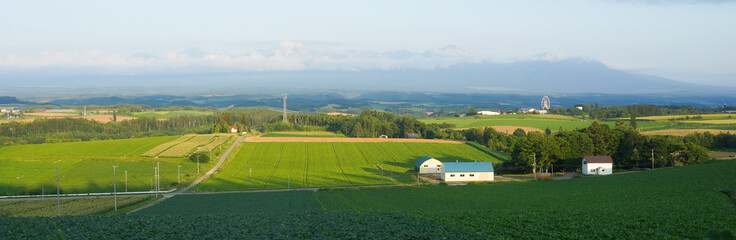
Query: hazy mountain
1 59 730 96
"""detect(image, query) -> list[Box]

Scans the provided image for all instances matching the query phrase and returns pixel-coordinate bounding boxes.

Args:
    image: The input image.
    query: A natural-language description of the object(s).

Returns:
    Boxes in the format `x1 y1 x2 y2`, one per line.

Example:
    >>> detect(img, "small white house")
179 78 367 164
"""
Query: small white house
415 156 443 174
441 160 494 182
230 126 238 133
477 111 500 116
582 156 613 175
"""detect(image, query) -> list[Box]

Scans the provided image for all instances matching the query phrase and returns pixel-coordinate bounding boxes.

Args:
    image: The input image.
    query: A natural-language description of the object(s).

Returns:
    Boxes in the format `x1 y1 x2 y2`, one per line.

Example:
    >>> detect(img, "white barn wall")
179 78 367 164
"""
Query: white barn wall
418 159 443 174
441 171 494 182
582 163 613 175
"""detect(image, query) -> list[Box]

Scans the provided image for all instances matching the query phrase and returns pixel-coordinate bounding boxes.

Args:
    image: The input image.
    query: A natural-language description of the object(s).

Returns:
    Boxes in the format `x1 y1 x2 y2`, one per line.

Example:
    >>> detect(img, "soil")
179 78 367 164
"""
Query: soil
246 137 465 143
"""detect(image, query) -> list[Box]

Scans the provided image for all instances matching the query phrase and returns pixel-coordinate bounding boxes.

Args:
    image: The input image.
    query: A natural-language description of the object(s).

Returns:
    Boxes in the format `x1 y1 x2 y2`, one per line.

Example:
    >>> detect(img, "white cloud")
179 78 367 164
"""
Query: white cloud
0 41 481 73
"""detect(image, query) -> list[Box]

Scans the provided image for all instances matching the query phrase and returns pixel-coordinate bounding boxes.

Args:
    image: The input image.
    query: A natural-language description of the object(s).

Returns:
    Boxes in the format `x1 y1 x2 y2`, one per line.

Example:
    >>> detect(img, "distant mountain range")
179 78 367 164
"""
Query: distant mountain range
1 59 732 97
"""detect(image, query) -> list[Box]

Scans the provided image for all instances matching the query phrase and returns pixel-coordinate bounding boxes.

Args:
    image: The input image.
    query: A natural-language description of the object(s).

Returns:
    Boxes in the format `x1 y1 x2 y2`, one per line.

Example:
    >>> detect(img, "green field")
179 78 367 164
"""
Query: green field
0 136 178 160
422 114 676 132
261 131 346 138
130 110 213 119
422 114 594 131
9 160 734 239
0 196 151 217
314 160 736 238
194 142 503 191
0 136 212 195
135 191 322 215
143 134 234 158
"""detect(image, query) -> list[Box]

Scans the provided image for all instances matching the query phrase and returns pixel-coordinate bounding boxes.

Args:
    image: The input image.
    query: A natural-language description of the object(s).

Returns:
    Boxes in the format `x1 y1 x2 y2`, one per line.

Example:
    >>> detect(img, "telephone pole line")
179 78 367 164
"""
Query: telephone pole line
113 166 118 212
56 167 61 217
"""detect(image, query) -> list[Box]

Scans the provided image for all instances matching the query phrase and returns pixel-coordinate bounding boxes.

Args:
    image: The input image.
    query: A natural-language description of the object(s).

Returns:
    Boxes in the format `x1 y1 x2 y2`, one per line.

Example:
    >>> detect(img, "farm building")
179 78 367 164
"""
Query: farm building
406 133 419 139
582 156 613 175
415 156 443 174
230 127 238 133
477 110 500 115
441 160 494 182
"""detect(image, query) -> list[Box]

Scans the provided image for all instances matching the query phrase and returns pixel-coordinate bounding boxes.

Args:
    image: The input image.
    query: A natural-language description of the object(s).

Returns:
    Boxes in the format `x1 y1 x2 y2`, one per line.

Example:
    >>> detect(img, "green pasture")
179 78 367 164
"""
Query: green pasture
130 110 213 119
637 113 736 121
0 136 212 195
422 114 592 131
194 142 503 191
0 136 178 160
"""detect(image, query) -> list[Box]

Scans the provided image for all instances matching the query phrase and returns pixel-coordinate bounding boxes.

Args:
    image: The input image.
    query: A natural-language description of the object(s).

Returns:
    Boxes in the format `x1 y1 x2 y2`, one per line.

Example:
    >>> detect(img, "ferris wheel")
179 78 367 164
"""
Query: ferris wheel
541 96 551 110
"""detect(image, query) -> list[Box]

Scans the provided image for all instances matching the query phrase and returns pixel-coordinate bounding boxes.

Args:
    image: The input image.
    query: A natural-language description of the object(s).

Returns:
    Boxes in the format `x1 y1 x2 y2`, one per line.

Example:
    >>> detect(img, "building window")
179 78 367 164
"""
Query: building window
590 169 595 172
437 165 441 167
460 174 465 177
602 169 605 172
424 165 428 167
450 174 455 177
469 174 475 177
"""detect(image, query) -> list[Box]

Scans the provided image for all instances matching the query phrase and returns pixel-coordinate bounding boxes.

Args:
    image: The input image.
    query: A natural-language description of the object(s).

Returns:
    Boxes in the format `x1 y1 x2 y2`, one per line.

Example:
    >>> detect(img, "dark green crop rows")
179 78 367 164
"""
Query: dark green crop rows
134 191 322 215
0 212 481 239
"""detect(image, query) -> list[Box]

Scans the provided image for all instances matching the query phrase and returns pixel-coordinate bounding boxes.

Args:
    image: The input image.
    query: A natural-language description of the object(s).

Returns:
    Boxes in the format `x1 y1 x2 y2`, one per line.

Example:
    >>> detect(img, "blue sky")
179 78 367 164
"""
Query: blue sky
1 0 735 86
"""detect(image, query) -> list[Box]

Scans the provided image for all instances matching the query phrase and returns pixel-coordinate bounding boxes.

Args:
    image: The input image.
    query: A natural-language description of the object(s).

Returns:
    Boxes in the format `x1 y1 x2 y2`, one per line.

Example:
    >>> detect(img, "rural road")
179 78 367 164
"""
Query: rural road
127 136 244 214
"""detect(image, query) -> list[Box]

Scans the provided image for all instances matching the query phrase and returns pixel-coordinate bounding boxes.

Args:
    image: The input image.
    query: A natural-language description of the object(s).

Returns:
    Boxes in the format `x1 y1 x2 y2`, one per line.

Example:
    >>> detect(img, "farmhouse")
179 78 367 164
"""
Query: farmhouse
477 110 500 115
441 160 494 182
415 156 443 174
582 156 613 175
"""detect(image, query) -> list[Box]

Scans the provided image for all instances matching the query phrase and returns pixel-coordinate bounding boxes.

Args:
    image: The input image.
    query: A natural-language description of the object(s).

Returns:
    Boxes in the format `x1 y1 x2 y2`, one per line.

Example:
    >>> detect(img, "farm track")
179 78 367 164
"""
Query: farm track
127 136 244 214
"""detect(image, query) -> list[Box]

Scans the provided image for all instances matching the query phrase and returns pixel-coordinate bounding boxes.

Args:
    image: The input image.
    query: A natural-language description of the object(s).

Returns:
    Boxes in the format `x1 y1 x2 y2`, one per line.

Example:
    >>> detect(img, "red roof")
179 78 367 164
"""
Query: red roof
230 127 238 129
584 156 613 164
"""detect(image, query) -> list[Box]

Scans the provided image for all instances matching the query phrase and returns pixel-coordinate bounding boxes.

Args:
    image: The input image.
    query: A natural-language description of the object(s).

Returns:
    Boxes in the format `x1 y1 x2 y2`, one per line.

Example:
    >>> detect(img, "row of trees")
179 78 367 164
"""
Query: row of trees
460 121 710 173
551 104 721 120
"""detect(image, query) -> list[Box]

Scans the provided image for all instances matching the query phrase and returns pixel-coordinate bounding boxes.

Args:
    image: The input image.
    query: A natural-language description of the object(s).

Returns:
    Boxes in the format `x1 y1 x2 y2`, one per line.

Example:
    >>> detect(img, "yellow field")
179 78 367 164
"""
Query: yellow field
641 129 736 136
454 126 544 134
684 119 736 124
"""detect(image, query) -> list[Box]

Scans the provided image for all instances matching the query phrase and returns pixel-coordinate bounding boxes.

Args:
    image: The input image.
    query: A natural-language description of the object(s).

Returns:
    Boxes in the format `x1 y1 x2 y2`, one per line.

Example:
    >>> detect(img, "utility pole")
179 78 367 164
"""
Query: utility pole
652 149 655 169
156 162 160 194
197 155 200 174
56 167 61 217
113 166 118 212
282 93 288 123
532 153 537 179
249 168 253 189
177 165 181 185
124 170 128 192
154 167 158 198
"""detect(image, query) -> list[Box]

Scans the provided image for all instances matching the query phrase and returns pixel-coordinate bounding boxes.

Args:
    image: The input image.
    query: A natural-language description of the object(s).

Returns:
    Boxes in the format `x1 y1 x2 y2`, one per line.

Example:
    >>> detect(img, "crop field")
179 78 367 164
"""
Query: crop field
0 136 212 195
637 113 736 121
131 110 214 119
194 142 504 191
261 131 346 138
143 134 233 158
0 196 151 217
0 158 207 195
314 159 736 239
9 160 734 239
642 128 736 136
422 114 597 132
0 136 178 160
135 191 322 215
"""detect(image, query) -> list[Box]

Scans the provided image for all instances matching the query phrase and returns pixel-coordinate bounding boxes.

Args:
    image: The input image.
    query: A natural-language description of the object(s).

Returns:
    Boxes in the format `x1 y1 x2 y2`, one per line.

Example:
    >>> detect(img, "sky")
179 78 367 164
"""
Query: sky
0 0 735 86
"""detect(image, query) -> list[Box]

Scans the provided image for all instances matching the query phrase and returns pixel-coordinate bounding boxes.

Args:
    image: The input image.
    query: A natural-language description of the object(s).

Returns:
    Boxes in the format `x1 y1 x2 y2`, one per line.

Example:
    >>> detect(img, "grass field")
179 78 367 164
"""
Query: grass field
422 114 591 131
0 136 212 195
194 142 504 191
0 196 151 217
261 131 346 138
642 128 736 136
143 134 234 158
131 110 213 119
135 191 322 215
0 136 178 160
